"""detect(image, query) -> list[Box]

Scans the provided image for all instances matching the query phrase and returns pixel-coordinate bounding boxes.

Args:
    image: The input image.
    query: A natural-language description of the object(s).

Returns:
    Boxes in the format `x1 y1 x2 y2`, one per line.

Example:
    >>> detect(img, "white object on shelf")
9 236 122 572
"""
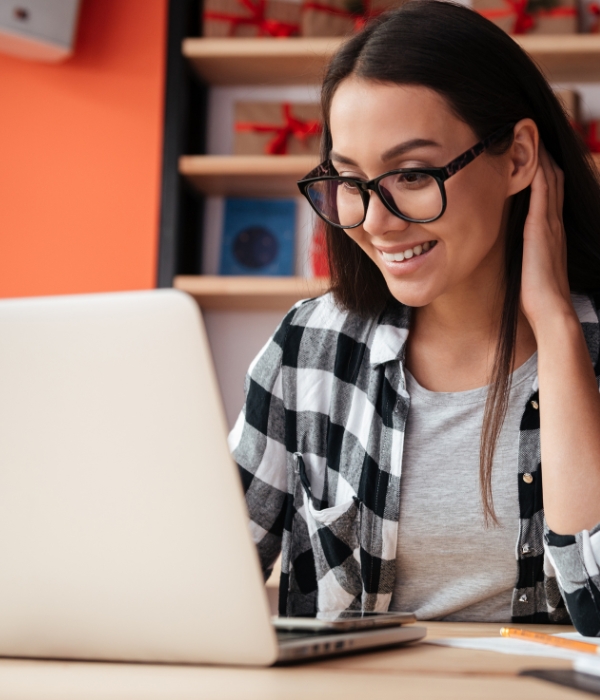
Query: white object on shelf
0 0 81 62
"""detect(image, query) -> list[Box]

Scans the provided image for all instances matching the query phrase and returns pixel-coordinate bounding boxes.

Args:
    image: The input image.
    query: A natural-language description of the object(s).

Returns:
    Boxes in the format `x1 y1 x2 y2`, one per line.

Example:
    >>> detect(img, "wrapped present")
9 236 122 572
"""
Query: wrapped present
301 0 408 37
578 0 600 31
554 88 581 126
203 0 301 37
472 0 577 34
234 102 322 155
586 121 600 153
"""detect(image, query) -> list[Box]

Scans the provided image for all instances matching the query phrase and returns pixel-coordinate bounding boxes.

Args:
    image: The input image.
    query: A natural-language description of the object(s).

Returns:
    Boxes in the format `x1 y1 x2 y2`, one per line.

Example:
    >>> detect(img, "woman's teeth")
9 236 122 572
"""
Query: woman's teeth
381 240 436 263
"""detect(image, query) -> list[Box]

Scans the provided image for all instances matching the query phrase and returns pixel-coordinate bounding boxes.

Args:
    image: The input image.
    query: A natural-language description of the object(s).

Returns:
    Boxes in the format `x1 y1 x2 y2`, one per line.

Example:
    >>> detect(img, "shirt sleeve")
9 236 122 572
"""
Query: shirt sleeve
544 523 600 636
227 306 297 581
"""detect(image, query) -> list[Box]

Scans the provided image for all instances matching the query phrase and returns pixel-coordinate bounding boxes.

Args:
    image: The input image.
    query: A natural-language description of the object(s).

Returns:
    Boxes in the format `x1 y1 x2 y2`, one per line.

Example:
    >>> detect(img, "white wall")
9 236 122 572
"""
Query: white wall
204 309 284 428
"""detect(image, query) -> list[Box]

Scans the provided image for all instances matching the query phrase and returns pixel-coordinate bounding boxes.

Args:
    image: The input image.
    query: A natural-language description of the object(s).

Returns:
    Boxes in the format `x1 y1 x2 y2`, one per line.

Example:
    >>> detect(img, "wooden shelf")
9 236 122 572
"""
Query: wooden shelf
175 275 330 310
179 155 318 196
184 35 600 85
518 34 600 82
183 37 342 85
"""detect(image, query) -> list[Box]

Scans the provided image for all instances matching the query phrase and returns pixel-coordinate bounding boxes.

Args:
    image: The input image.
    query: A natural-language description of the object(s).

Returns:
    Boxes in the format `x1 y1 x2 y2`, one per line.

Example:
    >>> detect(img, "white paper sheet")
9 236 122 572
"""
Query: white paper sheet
428 632 600 662
574 655 600 676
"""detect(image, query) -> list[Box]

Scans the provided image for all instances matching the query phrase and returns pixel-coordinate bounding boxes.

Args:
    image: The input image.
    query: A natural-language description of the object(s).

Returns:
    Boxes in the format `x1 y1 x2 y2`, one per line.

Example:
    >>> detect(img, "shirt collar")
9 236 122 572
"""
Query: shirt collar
369 302 412 367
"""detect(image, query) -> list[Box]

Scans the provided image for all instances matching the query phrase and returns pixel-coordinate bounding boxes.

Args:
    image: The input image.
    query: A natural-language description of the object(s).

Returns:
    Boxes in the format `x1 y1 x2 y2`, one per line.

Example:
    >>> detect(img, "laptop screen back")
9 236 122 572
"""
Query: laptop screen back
0 290 277 665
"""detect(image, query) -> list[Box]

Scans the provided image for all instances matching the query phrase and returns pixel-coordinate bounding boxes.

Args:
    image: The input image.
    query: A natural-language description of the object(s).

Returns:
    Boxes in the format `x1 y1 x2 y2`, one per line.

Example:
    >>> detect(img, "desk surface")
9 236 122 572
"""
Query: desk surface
0 622 587 700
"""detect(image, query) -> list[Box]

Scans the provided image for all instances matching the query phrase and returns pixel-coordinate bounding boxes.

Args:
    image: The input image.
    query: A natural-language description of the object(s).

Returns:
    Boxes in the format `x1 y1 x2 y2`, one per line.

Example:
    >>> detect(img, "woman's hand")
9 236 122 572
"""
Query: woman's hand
520 143 574 335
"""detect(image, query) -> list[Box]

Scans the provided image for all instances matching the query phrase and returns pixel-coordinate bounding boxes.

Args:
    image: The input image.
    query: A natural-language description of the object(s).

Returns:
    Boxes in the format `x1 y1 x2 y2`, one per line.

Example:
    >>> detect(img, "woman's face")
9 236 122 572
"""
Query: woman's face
328 78 516 308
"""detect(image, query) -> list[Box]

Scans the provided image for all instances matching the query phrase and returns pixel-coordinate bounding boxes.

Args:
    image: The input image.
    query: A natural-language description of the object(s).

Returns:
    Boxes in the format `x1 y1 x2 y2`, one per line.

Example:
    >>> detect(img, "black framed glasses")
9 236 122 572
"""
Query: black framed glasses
297 123 515 229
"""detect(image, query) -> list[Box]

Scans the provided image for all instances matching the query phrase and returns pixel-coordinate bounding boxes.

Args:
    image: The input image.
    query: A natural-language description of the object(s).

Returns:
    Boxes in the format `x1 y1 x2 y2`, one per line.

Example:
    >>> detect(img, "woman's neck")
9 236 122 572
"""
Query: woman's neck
404 272 537 393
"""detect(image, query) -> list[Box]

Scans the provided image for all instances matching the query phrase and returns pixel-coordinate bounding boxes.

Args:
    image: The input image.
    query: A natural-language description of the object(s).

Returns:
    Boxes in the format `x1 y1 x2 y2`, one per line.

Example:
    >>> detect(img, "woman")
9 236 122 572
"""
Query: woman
229 0 600 633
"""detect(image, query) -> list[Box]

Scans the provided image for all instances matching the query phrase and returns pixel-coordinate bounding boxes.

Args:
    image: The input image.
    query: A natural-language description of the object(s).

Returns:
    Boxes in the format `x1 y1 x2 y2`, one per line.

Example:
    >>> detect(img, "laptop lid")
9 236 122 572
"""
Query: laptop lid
0 290 278 665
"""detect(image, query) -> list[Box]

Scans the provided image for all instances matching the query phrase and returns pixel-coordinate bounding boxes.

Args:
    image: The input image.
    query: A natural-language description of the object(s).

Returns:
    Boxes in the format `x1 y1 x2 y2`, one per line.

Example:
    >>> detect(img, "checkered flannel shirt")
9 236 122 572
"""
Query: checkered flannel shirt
229 291 600 634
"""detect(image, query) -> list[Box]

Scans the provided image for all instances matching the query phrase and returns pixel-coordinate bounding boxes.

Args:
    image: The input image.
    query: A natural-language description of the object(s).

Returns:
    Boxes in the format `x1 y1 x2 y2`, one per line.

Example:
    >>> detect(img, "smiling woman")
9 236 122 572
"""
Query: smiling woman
229 0 600 634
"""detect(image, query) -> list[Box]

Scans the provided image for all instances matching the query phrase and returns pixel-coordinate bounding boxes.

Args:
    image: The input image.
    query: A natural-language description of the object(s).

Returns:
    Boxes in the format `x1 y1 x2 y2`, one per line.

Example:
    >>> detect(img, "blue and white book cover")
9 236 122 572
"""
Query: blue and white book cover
219 198 296 276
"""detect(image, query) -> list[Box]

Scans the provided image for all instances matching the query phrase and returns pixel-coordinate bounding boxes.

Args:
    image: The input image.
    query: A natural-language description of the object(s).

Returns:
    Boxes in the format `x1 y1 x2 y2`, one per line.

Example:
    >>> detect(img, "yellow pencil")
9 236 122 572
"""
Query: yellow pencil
500 627 600 655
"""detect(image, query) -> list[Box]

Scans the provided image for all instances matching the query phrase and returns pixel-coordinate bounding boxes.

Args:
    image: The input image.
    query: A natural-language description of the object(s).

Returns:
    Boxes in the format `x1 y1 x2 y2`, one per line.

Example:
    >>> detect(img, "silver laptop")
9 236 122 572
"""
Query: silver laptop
0 289 425 665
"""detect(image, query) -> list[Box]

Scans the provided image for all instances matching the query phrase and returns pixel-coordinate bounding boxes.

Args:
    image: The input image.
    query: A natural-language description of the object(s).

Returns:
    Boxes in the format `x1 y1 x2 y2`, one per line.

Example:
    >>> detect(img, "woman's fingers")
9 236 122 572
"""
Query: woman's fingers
536 144 564 230
527 152 550 229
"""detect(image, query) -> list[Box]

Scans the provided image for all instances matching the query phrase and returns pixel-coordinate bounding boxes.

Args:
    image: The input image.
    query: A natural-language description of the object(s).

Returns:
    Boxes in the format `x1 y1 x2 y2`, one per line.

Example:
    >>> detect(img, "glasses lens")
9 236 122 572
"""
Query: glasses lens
378 172 442 222
305 179 365 228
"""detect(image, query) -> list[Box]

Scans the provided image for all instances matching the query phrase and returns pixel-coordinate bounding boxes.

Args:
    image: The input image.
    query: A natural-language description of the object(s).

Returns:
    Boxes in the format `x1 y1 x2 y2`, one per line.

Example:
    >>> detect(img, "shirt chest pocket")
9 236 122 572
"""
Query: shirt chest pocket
294 452 363 608
294 452 358 520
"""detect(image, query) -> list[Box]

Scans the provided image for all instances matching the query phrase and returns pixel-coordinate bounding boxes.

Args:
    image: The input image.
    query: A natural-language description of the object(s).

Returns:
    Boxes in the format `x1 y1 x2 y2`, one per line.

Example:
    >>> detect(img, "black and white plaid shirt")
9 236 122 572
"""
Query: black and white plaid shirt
229 292 600 634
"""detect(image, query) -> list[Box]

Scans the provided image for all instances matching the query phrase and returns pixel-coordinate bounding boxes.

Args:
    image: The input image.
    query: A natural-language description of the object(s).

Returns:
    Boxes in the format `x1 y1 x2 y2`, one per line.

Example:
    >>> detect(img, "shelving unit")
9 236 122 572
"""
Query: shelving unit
175 275 329 310
182 35 600 85
158 7 600 310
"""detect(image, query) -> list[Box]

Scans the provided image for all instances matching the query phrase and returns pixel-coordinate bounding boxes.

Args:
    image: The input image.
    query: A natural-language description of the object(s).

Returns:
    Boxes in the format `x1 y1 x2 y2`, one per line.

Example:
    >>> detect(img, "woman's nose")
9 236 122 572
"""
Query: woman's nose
362 190 411 236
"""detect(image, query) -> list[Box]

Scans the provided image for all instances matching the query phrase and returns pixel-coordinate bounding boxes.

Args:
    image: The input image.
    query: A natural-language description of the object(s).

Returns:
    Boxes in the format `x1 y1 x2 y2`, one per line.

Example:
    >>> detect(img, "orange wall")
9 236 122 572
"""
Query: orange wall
0 0 168 298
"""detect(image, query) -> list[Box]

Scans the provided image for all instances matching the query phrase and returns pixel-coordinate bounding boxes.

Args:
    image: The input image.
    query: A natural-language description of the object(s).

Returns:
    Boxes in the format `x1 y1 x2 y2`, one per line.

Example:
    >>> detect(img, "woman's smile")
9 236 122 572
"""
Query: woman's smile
375 240 438 274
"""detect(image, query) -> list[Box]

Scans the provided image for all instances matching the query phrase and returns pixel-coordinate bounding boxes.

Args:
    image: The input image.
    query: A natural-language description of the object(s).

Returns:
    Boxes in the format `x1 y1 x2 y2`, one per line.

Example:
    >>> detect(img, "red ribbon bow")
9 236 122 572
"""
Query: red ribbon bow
236 103 322 155
477 0 576 34
301 0 384 31
204 0 300 37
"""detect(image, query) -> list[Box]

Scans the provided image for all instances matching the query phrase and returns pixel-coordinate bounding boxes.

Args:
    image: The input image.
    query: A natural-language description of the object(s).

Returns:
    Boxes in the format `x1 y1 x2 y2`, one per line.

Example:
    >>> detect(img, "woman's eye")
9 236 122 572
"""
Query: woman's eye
396 172 429 187
341 181 361 193
401 172 425 183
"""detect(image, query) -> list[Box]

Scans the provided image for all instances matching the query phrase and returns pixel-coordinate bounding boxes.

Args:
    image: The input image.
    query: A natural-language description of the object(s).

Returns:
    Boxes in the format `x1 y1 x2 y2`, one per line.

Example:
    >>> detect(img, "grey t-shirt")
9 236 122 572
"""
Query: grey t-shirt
389 352 538 621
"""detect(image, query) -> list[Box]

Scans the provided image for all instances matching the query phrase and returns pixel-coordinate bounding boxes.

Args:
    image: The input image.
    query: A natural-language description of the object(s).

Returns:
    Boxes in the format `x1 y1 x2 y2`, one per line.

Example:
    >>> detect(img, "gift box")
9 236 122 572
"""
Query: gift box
203 0 301 37
472 0 577 34
554 88 581 126
578 0 600 31
301 0 408 37
585 121 600 153
234 102 322 156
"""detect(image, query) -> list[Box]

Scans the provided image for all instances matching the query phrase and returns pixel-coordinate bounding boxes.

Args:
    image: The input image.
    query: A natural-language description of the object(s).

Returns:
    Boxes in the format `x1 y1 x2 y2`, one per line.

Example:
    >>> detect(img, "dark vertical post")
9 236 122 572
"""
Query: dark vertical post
157 0 207 287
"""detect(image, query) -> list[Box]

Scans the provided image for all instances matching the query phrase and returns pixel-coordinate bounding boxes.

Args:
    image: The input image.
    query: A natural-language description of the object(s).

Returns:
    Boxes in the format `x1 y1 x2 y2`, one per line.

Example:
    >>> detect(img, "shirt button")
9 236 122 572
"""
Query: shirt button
519 594 528 603
531 400 539 410
521 543 531 554
522 473 533 484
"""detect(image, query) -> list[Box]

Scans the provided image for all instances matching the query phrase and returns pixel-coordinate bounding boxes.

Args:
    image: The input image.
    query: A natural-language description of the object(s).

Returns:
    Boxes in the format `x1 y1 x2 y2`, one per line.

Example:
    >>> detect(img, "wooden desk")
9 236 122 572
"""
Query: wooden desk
0 622 585 700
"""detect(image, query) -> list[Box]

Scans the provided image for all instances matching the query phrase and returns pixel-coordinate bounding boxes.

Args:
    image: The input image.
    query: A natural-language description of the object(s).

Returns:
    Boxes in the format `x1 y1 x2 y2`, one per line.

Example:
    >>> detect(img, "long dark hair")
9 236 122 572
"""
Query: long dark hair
320 0 600 524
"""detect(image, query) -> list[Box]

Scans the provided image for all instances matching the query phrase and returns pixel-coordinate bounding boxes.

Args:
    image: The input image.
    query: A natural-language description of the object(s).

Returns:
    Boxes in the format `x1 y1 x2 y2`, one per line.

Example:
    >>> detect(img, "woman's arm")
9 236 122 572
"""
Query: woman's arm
521 146 600 536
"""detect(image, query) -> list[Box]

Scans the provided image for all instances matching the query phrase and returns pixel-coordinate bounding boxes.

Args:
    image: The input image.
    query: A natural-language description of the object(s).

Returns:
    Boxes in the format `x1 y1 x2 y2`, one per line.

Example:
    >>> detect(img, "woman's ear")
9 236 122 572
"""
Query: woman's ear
506 118 539 196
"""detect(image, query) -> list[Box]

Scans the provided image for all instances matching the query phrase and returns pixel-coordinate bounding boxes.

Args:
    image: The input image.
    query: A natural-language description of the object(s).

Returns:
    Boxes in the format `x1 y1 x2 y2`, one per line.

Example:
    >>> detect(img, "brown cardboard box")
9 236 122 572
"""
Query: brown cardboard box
301 0 408 37
234 102 322 155
554 88 581 125
203 0 301 37
472 0 577 34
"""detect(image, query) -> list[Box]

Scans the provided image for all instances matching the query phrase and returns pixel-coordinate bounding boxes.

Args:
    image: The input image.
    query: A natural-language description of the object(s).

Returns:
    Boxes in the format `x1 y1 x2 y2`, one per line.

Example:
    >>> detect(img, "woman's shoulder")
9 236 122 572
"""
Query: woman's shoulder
571 291 600 322
272 291 383 362
286 290 360 332
571 291 600 371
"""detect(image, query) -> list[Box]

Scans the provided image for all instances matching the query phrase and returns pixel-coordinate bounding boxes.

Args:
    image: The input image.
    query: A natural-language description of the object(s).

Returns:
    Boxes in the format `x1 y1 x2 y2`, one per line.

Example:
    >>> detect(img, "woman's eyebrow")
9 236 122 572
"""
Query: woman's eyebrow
381 138 442 162
330 138 443 167
329 151 358 165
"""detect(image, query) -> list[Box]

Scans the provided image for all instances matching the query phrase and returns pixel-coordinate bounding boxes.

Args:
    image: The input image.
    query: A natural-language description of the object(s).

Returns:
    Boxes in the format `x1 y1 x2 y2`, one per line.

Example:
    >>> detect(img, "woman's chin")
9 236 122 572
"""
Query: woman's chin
384 277 441 308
